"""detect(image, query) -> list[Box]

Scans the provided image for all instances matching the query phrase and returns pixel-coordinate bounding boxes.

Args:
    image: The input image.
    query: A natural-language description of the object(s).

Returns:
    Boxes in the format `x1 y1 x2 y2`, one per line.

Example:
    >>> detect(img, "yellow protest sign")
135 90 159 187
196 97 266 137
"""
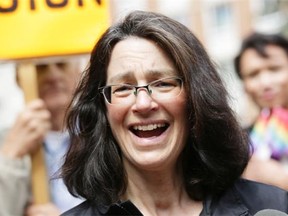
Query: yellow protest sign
0 0 110 60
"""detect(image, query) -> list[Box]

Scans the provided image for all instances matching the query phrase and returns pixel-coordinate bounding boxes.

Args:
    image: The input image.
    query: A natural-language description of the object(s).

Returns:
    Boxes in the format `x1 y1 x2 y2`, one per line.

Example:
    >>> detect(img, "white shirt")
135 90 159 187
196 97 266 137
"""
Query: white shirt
44 131 83 213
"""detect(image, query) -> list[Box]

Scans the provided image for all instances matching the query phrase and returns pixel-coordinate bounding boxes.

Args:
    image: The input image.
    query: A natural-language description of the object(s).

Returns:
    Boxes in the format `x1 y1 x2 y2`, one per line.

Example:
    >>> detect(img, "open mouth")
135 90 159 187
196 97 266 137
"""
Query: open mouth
130 123 169 138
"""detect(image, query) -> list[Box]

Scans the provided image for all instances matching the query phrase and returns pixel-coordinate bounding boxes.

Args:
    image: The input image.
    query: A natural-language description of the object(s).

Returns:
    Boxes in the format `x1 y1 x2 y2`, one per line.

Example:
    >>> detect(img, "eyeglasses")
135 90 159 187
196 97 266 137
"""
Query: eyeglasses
99 76 183 105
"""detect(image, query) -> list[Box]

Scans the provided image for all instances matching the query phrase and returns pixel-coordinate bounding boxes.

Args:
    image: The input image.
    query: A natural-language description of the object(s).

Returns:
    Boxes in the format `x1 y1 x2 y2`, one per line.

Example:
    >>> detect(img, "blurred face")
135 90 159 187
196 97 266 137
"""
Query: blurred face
240 45 288 108
36 60 81 113
105 37 188 171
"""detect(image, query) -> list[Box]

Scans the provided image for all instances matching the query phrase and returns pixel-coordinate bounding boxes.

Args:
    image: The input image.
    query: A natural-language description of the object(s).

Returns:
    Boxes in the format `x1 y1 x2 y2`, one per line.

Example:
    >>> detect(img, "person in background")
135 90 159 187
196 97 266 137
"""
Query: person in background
61 11 288 216
234 33 288 191
0 57 85 216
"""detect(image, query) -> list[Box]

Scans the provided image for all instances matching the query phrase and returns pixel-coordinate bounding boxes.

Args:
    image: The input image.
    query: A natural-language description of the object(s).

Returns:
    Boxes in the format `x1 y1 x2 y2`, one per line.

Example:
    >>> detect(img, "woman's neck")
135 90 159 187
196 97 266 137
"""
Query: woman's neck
123 164 202 216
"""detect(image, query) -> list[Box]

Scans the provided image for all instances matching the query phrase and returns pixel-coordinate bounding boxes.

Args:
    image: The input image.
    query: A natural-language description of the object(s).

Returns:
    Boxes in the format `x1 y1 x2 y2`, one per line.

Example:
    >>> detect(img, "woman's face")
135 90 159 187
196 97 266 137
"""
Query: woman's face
105 37 188 171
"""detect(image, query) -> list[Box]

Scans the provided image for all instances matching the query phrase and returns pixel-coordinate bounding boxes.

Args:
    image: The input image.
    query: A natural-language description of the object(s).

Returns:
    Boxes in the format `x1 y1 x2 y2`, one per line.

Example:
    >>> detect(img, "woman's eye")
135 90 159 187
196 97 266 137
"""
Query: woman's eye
113 85 133 94
154 81 175 88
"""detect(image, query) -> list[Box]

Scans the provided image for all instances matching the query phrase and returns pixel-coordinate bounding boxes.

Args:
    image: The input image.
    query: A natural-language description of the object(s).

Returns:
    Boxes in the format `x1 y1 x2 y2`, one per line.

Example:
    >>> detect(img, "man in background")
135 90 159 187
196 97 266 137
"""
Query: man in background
0 56 86 215
234 32 288 190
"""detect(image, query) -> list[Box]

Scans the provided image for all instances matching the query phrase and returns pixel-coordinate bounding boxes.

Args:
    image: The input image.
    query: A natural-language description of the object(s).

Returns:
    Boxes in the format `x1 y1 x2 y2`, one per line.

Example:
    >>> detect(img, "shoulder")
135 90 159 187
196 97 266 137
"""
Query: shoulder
61 201 101 216
61 200 143 216
234 178 288 212
211 178 288 215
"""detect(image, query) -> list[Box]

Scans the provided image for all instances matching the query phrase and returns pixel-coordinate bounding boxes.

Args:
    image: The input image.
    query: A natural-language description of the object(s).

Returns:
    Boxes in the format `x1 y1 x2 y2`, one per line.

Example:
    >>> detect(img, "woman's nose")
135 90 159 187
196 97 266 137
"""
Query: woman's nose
131 89 158 113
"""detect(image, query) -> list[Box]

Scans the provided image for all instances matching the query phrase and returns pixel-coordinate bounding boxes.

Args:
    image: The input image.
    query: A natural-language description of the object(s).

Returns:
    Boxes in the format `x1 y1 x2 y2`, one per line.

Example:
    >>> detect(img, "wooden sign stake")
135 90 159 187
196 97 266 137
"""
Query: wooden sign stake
17 63 50 204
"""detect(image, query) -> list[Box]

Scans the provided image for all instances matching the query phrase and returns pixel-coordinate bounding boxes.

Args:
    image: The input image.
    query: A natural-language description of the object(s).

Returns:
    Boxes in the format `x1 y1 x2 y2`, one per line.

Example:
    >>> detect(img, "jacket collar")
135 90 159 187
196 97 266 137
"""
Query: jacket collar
96 182 251 216
209 185 251 216
98 200 143 215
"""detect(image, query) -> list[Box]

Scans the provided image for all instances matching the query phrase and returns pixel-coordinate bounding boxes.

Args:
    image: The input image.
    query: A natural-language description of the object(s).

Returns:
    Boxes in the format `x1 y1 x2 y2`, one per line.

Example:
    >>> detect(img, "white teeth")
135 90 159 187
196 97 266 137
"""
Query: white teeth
133 123 166 131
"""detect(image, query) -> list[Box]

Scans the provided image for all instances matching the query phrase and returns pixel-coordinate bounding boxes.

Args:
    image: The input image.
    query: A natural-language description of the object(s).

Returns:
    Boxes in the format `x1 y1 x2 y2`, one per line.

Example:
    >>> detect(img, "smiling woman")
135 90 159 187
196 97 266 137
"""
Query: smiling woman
61 11 288 216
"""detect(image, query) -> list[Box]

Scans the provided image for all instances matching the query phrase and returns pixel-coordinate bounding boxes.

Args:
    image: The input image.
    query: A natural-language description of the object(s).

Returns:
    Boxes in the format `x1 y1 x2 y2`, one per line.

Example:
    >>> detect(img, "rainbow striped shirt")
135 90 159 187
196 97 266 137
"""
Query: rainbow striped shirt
250 107 288 161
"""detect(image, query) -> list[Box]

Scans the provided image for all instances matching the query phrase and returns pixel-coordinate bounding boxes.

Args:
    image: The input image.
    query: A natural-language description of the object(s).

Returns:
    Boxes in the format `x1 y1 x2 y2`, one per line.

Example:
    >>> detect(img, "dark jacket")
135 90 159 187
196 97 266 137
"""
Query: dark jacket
61 179 288 216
